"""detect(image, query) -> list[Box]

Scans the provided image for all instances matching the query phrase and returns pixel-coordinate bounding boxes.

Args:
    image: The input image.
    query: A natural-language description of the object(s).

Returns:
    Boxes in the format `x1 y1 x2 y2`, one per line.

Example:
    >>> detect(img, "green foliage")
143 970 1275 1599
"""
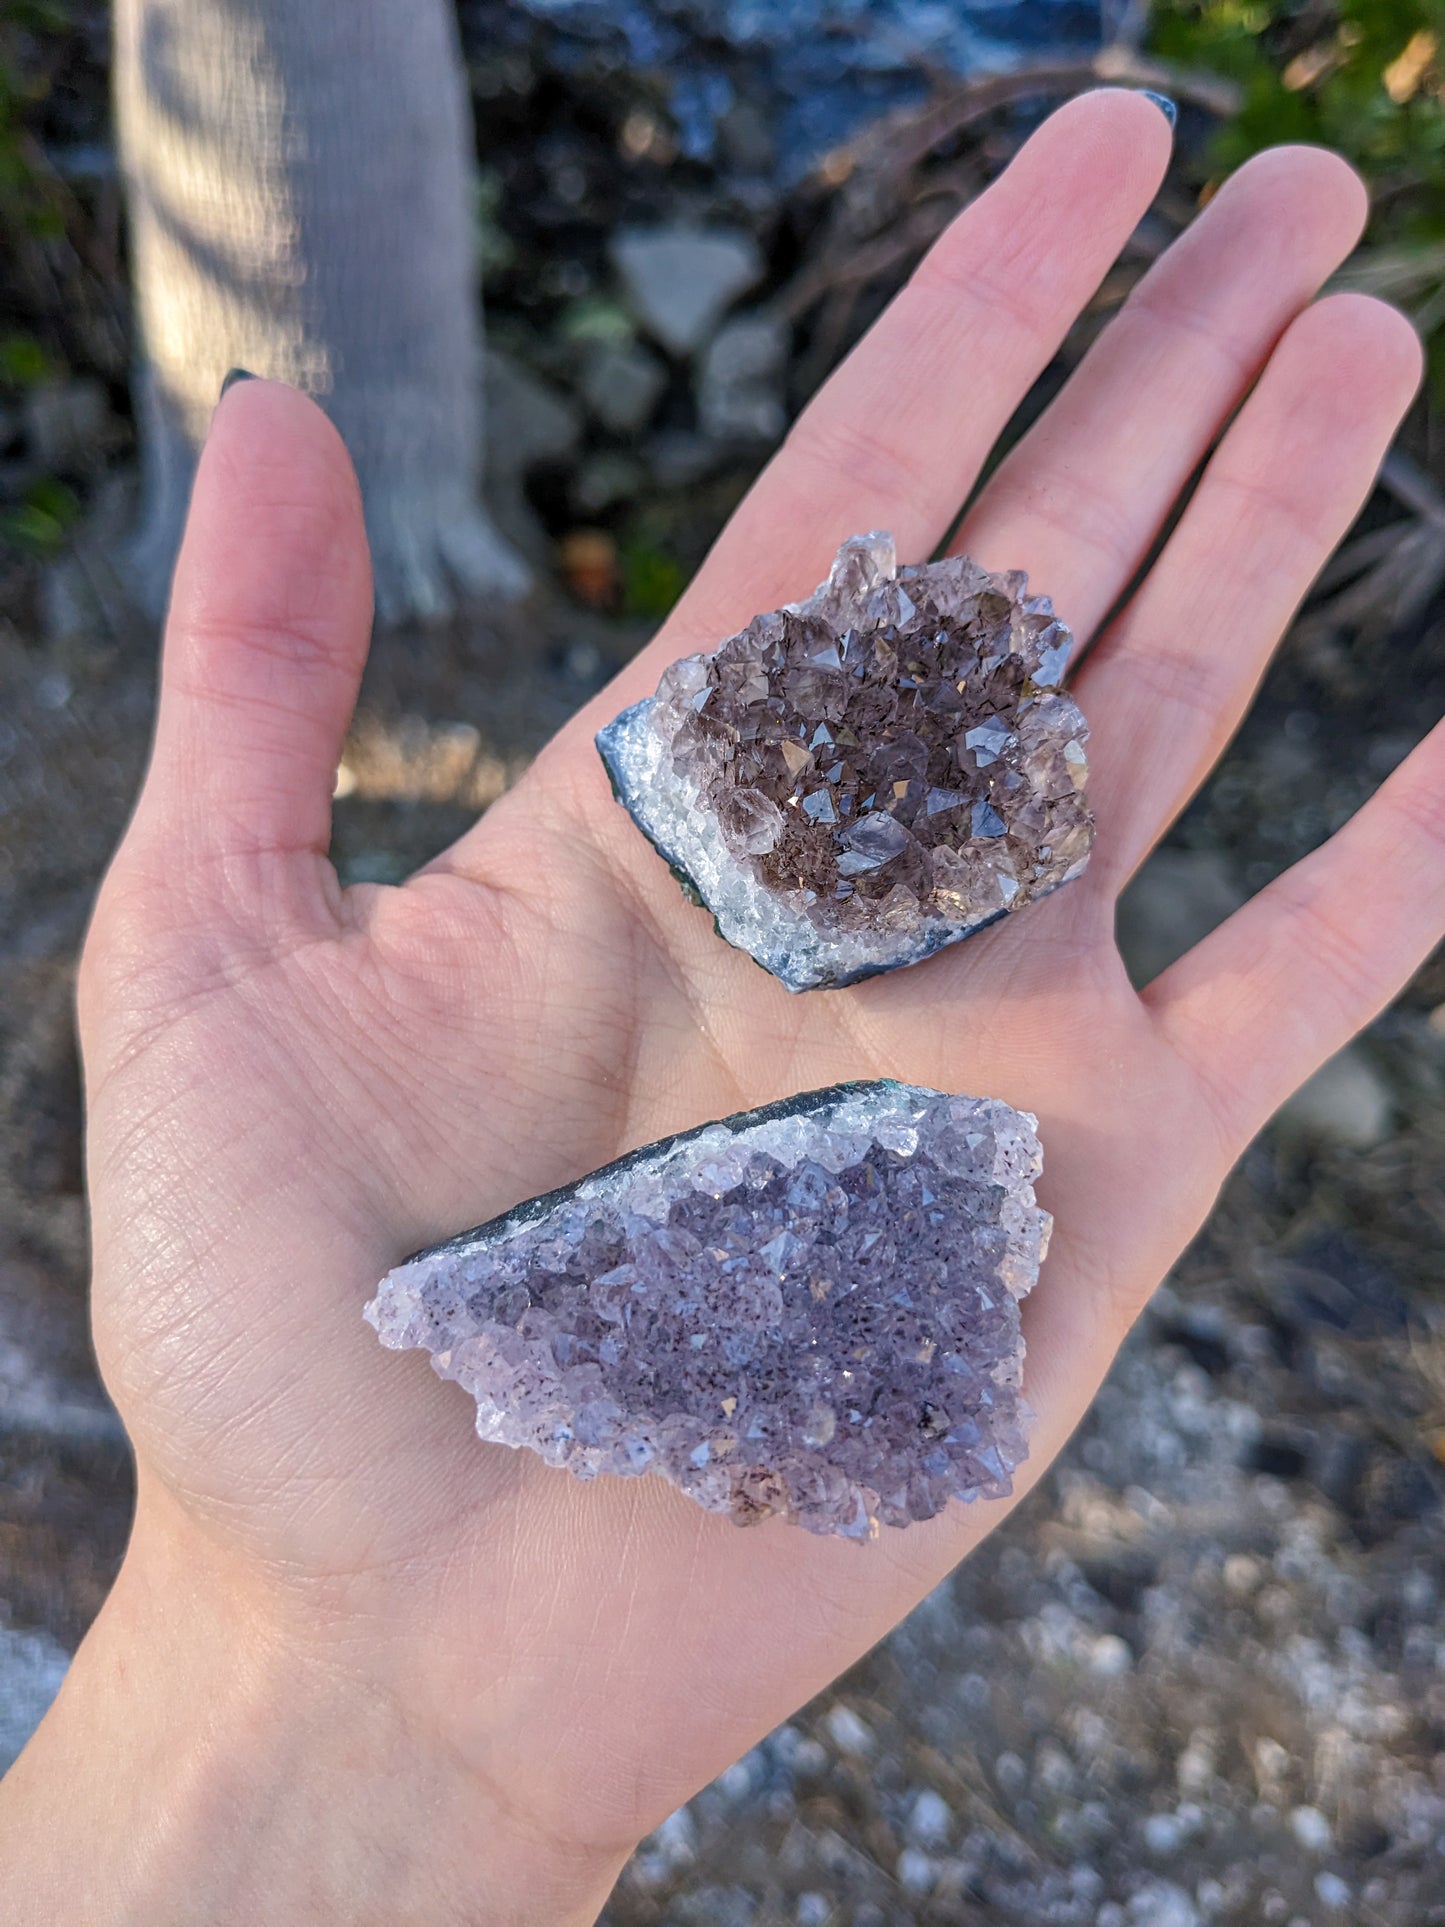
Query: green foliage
620 534 686 620
0 330 50 385
0 474 78 555
1152 0 1445 382
0 0 72 228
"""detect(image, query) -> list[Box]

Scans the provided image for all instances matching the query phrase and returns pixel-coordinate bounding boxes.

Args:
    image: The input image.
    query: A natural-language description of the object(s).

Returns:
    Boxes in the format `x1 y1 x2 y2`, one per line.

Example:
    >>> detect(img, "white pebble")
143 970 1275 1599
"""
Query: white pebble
1290 1805 1333 1853
1314 1871 1351 1911
896 1847 935 1895
824 1704 874 1756
795 1894 831 1926
1089 1633 1135 1677
1223 1554 1262 1596
717 1753 757 1800
906 1787 952 1848
1127 1880 1201 1927
1176 1730 1217 1793
1144 1812 1185 1855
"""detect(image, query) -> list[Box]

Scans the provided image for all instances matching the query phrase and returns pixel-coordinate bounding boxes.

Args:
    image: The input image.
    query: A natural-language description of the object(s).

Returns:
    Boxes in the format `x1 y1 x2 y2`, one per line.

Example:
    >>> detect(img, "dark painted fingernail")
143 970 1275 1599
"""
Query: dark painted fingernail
220 367 256 397
1136 89 1178 128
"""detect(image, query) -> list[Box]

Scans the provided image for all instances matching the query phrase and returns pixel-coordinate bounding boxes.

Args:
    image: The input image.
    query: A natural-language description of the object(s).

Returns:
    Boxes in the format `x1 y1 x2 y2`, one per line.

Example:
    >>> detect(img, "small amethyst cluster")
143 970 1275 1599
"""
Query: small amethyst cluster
597 531 1093 989
372 538 1080 1536
366 1084 1048 1538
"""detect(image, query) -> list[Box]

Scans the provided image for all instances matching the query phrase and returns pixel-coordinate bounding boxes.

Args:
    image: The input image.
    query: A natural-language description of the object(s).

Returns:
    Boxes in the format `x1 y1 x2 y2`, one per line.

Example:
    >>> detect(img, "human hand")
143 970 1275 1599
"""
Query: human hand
4 91 1440 1926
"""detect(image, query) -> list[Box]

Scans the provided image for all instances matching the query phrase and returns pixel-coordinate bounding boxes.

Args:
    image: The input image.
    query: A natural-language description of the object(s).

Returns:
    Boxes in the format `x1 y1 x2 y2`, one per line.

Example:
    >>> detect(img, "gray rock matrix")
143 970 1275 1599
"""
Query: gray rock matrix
597 532 1094 990
366 1083 1049 1538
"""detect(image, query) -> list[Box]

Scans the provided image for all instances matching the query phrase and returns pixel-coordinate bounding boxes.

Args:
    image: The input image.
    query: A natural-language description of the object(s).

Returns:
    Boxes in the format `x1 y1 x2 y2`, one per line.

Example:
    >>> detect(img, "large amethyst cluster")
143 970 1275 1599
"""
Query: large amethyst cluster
597 531 1093 990
366 1083 1048 1538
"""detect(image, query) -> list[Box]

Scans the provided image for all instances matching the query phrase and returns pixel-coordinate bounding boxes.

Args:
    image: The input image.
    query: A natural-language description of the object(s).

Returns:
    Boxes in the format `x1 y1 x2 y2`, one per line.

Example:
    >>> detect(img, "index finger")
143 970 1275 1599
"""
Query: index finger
580 88 1174 722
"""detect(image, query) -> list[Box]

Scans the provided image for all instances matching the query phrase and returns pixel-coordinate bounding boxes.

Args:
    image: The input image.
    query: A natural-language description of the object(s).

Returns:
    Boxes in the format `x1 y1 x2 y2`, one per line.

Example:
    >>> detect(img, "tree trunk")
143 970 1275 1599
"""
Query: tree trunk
113 0 530 623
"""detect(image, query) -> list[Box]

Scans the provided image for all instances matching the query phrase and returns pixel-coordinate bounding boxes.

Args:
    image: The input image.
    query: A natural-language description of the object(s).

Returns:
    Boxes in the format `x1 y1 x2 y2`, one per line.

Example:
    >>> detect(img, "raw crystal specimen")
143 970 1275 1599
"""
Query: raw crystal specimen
597 531 1093 990
365 1082 1049 1539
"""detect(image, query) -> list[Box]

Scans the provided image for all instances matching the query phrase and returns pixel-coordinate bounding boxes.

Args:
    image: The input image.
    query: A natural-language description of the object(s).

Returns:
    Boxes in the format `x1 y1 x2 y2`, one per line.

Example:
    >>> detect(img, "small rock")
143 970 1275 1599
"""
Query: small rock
1314 1871 1351 1910
1176 1731 1217 1793
716 1750 761 1801
1069 1863 1103 1900
795 1896 830 1927
1143 1811 1186 1855
1278 1046 1394 1149
1223 1554 1262 1596
1126 1879 1201 1927
1289 1805 1332 1852
1116 848 1244 986
895 1847 935 1896
906 1787 952 1848
581 340 668 434
698 312 789 442
824 1704 874 1756
612 224 765 355
1088 1633 1135 1677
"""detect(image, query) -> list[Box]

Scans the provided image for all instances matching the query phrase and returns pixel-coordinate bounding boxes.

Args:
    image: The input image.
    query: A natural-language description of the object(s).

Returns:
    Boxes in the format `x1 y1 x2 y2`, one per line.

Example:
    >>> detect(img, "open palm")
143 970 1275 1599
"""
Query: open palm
76 94 1442 1916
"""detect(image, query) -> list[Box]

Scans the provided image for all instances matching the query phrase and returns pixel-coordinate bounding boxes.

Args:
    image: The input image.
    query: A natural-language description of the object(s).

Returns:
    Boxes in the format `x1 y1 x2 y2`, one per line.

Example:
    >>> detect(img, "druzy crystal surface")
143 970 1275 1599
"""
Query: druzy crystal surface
597 532 1093 990
365 1082 1048 1539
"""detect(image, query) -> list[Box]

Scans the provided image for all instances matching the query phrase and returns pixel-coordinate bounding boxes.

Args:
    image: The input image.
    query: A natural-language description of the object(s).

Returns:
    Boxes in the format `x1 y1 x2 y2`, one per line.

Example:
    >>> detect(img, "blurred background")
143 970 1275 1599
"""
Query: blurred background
1 2 1444 1921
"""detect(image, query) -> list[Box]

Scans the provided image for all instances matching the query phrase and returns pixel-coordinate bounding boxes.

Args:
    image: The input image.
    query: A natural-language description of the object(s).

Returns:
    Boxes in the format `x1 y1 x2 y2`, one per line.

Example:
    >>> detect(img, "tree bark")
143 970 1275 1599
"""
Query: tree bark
113 0 530 623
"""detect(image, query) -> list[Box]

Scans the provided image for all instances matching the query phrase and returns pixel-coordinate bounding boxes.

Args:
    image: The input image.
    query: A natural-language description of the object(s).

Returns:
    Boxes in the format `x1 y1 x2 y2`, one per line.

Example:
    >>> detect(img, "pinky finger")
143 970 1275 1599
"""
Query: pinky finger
1146 717 1445 1145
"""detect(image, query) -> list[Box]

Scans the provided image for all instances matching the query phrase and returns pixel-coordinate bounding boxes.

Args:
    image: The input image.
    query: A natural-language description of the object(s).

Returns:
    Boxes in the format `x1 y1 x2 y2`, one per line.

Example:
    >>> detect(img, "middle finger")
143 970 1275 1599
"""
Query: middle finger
952 143 1367 646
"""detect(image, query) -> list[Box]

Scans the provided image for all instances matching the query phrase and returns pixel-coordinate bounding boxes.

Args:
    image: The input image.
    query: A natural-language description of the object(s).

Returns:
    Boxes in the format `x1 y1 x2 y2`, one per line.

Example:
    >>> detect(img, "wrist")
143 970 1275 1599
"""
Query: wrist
0 1488 628 1926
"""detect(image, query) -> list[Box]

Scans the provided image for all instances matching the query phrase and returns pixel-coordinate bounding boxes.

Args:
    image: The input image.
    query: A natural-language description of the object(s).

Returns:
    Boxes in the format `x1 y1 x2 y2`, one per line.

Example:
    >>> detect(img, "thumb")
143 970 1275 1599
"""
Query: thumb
132 377 373 910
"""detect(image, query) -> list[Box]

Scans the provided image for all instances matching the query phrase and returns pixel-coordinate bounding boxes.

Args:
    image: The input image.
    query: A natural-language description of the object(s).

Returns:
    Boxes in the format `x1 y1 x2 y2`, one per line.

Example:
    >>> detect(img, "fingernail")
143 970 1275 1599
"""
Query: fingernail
220 367 256 397
1136 89 1178 129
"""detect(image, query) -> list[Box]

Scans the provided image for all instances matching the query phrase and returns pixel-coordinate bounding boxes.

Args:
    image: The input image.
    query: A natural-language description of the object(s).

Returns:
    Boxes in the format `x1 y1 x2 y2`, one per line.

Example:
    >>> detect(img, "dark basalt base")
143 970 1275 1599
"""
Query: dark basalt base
366 1082 1049 1539
597 532 1094 990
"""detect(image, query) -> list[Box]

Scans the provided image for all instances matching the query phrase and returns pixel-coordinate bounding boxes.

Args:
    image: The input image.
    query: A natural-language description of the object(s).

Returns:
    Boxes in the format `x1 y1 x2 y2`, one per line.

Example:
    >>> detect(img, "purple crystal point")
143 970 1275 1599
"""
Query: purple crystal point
597 532 1093 990
365 1082 1049 1539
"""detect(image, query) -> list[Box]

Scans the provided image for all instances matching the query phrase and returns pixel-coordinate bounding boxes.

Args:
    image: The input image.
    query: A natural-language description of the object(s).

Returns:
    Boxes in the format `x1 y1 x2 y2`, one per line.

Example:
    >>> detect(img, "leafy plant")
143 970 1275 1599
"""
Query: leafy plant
0 0 71 231
620 532 686 620
0 473 78 555
0 330 50 385
1152 0 1445 387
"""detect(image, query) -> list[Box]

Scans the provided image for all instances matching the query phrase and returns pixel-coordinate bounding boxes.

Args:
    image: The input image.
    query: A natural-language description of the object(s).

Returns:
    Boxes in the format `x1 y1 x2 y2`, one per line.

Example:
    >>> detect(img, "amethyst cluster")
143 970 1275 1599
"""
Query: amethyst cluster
366 1083 1048 1539
597 531 1093 990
